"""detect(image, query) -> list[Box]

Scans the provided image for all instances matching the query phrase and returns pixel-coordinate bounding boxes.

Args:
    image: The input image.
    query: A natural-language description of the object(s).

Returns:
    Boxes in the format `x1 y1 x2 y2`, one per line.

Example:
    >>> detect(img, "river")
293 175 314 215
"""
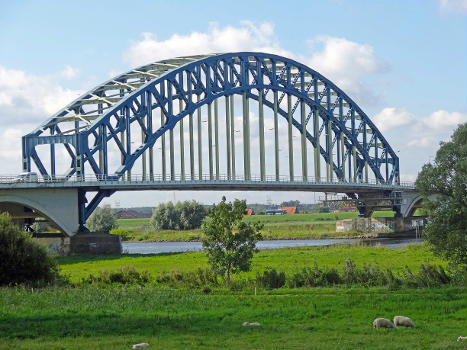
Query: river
122 238 424 255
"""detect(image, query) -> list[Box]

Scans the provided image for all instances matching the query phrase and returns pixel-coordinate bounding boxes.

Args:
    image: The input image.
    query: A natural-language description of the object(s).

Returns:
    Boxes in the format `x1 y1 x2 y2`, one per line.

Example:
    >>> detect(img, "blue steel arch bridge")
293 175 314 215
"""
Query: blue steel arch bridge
0 52 418 235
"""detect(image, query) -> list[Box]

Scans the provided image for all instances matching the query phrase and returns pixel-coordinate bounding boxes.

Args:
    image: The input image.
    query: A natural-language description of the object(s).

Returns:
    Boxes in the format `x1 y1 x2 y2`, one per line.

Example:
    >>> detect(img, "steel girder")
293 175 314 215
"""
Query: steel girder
22 52 400 186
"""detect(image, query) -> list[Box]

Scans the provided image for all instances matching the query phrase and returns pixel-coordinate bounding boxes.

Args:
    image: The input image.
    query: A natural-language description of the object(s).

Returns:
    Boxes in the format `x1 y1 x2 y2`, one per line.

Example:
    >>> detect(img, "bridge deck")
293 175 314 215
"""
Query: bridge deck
0 175 415 193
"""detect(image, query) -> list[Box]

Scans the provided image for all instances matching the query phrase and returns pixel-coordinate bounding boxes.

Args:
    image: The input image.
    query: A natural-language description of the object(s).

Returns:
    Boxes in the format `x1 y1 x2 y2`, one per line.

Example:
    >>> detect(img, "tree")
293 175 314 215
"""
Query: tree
151 201 207 230
151 202 178 230
0 213 58 286
415 123 467 265
202 197 263 282
280 200 300 207
176 201 207 230
87 205 117 232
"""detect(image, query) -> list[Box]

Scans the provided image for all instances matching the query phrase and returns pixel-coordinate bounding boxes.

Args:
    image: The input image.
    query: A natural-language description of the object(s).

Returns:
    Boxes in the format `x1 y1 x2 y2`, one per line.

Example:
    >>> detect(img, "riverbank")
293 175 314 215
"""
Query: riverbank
113 211 406 242
58 244 441 284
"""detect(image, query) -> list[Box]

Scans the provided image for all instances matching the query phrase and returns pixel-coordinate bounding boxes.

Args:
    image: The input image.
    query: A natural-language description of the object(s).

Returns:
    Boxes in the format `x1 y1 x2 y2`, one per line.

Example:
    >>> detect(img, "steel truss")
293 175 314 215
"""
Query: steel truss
21 52 400 229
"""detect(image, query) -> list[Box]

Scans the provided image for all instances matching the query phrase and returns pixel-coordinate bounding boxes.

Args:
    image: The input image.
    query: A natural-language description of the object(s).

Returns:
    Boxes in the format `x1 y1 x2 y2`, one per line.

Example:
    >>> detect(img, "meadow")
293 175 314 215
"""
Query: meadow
1 286 465 350
1 244 465 349
114 211 396 241
58 244 444 284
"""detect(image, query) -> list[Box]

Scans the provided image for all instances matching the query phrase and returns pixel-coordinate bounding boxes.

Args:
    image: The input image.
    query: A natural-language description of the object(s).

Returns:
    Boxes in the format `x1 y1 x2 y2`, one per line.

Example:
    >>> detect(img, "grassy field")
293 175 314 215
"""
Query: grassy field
2 244 465 349
115 211 396 241
58 244 444 284
0 286 465 350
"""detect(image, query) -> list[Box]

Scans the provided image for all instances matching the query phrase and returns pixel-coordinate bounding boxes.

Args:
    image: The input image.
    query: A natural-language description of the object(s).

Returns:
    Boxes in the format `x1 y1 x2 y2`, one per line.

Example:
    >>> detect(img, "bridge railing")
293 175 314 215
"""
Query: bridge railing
0 173 415 188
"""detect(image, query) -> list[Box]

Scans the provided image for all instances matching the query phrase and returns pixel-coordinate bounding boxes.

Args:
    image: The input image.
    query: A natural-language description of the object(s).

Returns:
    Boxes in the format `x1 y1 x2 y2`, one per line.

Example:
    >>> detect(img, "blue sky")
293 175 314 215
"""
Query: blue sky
0 0 465 206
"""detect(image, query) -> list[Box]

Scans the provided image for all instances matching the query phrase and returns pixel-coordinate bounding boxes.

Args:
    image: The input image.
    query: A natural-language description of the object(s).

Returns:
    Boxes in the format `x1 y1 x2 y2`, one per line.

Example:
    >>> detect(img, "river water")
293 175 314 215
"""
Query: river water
122 238 423 255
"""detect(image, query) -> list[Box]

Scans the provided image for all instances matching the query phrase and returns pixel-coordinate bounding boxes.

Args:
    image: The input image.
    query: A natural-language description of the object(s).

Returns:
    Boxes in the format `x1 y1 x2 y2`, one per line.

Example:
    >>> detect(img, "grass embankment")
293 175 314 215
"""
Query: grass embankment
58 244 443 284
116 211 395 242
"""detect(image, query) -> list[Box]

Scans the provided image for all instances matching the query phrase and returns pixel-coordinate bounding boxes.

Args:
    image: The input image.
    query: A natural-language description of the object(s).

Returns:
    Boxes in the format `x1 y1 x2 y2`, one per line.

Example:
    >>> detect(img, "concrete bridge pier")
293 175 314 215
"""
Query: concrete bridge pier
0 188 81 236
0 188 121 255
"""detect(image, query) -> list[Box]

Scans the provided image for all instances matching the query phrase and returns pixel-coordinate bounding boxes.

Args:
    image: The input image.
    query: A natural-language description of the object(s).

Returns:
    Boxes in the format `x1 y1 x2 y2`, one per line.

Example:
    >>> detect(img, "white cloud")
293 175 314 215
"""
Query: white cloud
372 107 415 132
438 0 467 13
308 36 385 79
0 66 83 173
60 65 79 79
124 23 386 107
406 110 465 148
124 21 291 67
0 65 82 126
306 36 387 105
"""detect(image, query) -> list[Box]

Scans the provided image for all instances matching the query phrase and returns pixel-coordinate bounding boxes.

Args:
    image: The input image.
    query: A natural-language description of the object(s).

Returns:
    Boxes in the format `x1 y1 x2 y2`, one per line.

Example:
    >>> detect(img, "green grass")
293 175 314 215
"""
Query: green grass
0 286 465 350
2 243 464 349
58 244 444 284
115 211 397 241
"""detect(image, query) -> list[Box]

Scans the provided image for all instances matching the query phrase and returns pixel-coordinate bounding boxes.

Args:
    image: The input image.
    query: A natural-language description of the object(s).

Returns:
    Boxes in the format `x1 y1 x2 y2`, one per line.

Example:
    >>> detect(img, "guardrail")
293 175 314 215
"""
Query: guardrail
0 173 415 188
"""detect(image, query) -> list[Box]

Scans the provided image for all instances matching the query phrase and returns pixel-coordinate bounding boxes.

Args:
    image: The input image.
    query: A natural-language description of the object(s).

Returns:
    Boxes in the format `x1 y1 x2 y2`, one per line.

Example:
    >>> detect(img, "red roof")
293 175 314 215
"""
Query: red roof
280 206 297 214
244 208 254 216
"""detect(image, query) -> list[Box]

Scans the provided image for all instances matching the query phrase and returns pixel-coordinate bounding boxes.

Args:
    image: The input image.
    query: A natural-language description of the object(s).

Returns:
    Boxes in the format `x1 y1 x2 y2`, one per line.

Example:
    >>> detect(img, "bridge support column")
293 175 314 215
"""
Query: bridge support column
230 95 236 180
197 95 202 180
208 102 213 180
179 100 185 181
313 107 320 181
242 92 250 180
161 109 167 181
273 91 280 181
258 90 266 181
225 96 231 179
287 94 294 181
214 99 219 180
301 99 307 181
189 112 194 180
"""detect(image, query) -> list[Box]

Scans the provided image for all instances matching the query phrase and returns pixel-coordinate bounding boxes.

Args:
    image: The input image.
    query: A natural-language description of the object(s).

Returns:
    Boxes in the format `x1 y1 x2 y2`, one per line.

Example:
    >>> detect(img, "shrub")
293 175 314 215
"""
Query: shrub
256 268 286 289
156 268 219 288
110 228 132 241
151 201 207 230
0 213 58 286
82 266 151 285
288 262 341 288
87 205 117 232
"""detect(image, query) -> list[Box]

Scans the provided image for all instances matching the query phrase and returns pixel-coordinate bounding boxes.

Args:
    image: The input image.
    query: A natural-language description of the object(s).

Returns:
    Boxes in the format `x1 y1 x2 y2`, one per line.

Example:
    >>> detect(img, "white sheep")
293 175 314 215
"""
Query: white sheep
373 318 396 329
393 316 416 328
457 336 467 341
132 343 150 349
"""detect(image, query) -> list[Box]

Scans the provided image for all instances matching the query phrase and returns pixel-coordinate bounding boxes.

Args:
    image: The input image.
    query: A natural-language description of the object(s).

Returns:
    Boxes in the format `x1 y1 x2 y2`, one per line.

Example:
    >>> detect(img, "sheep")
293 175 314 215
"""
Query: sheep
393 316 416 328
458 336 467 342
132 343 150 349
373 318 396 329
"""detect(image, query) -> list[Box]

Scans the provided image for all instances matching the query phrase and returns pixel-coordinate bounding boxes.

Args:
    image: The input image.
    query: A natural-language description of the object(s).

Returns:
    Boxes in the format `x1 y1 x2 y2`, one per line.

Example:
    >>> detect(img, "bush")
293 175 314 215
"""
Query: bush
156 268 219 288
288 262 341 288
286 259 460 289
151 201 207 230
87 205 117 232
0 213 58 286
110 228 132 241
256 268 286 289
82 266 151 285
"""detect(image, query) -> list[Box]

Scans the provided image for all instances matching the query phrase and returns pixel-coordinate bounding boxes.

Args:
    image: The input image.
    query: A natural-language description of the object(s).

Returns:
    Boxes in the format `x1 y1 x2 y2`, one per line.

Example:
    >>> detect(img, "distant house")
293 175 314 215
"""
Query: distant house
280 206 298 214
244 208 255 216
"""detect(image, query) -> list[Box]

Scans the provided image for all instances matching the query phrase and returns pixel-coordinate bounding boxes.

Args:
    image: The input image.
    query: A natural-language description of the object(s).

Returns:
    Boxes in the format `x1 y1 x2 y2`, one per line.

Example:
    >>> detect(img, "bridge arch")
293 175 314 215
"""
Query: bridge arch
20 52 401 229
23 52 399 185
0 189 80 236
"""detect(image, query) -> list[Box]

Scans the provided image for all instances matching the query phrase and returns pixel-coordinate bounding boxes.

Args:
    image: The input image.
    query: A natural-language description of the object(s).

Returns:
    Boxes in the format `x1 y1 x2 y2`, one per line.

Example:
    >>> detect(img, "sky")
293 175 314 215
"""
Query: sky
0 0 465 207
